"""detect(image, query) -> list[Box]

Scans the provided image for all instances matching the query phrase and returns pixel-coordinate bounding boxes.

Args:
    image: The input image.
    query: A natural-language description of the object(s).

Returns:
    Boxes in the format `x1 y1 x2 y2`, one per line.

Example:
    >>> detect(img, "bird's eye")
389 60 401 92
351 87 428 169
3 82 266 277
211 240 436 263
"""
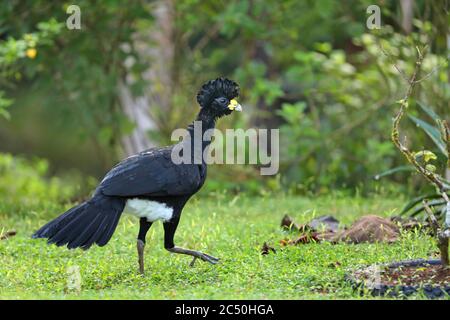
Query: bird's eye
218 97 227 104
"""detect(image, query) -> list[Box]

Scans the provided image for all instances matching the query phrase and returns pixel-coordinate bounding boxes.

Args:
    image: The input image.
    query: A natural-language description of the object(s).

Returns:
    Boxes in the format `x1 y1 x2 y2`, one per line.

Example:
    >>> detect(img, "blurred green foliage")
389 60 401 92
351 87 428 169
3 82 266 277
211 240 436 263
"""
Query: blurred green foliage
0 153 76 207
0 17 62 118
1 1 151 158
277 27 448 192
0 0 448 195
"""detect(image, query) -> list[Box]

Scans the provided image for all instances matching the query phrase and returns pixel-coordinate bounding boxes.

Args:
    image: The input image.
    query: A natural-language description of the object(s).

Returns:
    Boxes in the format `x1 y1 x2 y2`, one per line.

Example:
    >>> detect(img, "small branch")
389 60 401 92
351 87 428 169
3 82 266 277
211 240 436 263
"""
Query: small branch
424 201 449 266
441 120 450 170
424 200 440 235
414 60 448 83
379 44 448 84
389 45 449 266
379 45 410 83
390 47 449 195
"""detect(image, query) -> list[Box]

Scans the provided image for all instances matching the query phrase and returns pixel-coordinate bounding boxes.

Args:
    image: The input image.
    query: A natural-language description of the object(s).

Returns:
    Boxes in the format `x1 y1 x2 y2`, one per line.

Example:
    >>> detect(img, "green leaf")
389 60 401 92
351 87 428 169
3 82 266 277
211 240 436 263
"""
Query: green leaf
373 165 415 180
408 199 447 218
0 108 10 120
414 150 437 163
417 101 440 122
408 115 447 156
438 177 450 190
400 193 443 215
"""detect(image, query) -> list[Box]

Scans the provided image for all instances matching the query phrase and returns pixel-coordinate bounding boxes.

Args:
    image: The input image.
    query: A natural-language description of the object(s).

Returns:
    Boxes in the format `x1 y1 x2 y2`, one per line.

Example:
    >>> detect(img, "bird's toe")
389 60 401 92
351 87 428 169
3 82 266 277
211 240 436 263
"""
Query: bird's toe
201 253 219 264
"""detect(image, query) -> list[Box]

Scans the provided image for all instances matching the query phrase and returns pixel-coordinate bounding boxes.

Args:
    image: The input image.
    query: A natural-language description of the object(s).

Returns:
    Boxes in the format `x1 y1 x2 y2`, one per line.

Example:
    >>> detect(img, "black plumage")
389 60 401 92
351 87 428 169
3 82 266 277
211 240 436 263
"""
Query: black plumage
99 147 203 197
33 78 241 273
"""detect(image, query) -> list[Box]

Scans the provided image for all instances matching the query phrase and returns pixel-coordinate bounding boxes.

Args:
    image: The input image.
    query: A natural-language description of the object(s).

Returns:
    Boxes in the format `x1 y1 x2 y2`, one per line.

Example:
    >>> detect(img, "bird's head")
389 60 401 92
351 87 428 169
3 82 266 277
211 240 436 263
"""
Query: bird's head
196 78 241 119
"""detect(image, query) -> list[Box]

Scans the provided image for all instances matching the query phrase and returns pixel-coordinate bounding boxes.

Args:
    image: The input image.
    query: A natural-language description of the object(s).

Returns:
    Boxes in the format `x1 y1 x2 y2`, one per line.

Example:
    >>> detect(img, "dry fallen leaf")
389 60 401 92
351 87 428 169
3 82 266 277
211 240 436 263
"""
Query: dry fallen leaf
0 230 17 240
261 242 276 255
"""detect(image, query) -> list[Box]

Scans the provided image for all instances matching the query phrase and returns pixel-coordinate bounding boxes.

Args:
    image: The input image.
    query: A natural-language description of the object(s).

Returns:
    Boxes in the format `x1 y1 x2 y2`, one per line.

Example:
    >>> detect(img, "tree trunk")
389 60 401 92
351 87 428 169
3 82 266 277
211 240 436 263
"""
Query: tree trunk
438 230 449 266
447 34 450 181
119 82 157 156
118 0 176 156
400 0 414 34
141 0 175 124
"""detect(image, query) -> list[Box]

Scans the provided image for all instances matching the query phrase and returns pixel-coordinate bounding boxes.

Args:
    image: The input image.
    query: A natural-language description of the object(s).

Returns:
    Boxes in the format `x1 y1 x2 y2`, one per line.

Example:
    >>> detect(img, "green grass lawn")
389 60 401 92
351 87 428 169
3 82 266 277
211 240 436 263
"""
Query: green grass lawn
0 194 441 299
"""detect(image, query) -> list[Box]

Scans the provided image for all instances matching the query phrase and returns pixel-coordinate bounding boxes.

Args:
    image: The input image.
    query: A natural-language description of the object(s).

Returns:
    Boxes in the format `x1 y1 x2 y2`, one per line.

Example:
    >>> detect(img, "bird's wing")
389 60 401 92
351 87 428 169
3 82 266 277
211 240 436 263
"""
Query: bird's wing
98 147 202 197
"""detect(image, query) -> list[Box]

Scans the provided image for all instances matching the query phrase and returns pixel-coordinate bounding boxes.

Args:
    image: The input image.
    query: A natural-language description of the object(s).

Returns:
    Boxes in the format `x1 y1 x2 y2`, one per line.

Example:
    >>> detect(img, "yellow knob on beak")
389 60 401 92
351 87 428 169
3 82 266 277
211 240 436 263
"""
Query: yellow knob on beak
228 99 242 112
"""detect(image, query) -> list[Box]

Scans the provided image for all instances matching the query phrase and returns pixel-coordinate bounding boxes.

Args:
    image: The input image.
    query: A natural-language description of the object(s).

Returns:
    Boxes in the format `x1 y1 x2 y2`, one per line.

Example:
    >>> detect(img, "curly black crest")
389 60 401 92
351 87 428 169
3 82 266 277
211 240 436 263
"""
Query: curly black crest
196 78 240 108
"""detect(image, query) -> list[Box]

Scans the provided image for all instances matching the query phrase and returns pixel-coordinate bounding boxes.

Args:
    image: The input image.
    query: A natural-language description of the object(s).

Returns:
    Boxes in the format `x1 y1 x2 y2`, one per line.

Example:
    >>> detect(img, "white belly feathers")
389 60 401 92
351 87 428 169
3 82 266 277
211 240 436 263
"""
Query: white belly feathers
124 199 173 222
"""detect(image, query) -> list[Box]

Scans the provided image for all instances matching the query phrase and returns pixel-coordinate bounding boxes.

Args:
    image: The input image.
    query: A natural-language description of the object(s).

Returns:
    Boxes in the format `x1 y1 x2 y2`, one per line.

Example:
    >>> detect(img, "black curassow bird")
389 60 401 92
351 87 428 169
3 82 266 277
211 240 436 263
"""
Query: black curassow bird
33 78 242 274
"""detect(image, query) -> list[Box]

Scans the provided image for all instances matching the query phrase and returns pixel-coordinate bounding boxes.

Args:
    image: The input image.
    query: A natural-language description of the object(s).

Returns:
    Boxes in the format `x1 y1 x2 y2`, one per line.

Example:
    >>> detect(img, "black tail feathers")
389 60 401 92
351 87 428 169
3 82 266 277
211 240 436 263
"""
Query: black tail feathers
32 194 125 250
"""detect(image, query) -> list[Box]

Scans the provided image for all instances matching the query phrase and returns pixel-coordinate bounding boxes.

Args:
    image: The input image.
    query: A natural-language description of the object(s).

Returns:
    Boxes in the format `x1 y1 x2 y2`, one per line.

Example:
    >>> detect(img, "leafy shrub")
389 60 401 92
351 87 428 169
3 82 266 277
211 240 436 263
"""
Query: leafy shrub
276 27 447 192
398 104 450 219
0 18 62 119
0 153 76 207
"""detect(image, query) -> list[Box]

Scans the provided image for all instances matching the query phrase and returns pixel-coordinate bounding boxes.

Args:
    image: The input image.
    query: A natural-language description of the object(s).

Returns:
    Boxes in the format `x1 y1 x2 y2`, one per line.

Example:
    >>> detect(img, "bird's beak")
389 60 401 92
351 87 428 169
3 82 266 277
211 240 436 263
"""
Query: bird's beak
228 99 242 112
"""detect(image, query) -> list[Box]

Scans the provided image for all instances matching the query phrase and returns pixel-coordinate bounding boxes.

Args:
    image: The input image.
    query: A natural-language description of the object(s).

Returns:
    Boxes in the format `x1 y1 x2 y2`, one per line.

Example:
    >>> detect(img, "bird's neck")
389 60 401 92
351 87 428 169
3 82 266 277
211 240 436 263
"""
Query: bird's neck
185 110 217 163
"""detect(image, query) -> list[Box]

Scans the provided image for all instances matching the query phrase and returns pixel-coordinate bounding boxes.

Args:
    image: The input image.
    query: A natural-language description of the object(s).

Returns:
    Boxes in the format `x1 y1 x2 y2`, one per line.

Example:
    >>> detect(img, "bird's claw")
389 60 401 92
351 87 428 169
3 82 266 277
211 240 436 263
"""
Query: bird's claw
199 253 219 264
190 253 219 266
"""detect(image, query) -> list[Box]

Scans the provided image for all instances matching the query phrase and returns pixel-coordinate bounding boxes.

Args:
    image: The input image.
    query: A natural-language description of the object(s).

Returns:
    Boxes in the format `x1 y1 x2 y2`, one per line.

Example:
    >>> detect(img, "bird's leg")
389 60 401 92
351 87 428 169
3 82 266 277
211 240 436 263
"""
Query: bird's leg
163 218 219 265
137 239 145 274
137 218 153 275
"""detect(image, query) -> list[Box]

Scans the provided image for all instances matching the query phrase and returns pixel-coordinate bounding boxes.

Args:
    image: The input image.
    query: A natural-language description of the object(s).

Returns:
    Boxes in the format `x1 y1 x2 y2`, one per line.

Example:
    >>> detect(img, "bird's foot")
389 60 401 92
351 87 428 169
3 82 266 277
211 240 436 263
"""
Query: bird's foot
199 252 220 265
190 253 220 266
167 246 219 266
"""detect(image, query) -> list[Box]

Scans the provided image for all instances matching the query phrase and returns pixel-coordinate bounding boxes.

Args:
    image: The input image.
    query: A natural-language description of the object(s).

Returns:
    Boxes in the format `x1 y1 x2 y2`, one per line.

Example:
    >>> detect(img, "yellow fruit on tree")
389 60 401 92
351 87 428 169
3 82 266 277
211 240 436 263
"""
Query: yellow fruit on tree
26 48 37 59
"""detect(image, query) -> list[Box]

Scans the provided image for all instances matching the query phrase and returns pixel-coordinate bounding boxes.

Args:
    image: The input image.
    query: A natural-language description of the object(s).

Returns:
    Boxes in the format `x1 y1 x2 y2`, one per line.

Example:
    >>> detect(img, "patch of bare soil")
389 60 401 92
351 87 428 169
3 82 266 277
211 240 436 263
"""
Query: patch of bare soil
380 264 450 287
